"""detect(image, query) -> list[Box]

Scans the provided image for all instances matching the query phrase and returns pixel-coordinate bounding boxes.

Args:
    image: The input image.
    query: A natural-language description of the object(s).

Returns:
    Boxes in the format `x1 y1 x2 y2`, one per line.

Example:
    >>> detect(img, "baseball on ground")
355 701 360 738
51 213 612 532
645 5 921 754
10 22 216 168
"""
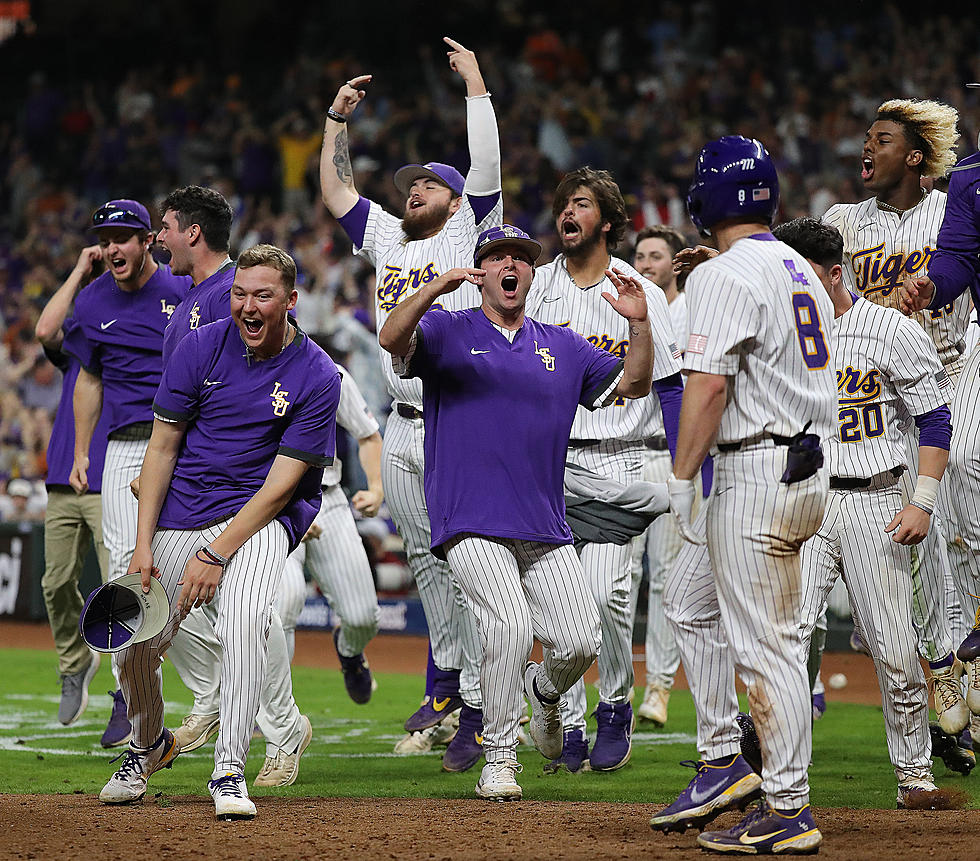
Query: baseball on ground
828 673 848 690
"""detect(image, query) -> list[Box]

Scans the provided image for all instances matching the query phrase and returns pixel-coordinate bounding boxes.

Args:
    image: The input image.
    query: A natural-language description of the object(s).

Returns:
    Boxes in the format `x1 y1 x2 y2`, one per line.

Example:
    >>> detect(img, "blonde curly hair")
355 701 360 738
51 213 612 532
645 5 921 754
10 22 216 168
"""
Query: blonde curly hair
876 99 960 178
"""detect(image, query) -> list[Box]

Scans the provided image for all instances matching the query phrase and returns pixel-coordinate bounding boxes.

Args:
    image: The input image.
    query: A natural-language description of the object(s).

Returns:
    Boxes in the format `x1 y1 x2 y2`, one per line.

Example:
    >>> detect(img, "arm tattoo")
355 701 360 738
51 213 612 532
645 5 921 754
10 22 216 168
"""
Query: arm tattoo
629 323 642 336
333 127 353 188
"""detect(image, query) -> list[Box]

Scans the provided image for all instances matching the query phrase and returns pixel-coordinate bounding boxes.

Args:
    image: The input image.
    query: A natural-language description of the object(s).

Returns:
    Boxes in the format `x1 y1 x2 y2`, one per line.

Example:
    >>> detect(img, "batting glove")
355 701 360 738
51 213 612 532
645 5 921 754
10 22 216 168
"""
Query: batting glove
668 473 705 545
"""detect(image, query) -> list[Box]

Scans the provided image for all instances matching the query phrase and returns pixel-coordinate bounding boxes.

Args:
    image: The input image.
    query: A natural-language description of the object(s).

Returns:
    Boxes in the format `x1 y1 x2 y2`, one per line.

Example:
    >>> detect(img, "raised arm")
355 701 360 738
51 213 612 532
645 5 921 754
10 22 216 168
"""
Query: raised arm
36 246 101 349
602 268 653 399
319 74 372 218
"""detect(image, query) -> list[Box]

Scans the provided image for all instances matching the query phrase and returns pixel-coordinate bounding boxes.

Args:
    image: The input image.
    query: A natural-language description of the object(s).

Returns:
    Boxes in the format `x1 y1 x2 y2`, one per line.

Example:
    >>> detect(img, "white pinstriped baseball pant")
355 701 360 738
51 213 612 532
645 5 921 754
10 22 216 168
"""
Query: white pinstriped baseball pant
102 437 146 580
663 445 826 808
114 519 292 778
382 412 482 706
445 534 600 763
800 482 932 785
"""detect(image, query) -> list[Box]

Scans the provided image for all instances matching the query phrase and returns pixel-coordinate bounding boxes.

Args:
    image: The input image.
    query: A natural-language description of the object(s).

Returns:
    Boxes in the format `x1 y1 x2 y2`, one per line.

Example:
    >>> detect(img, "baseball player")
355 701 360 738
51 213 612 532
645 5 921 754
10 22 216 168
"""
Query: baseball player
65 199 189 747
776 216 951 807
147 187 312 788
379 223 654 801
527 168 683 772
651 137 835 854
98 244 340 820
823 98 970 736
35 247 111 726
319 37 495 768
630 225 689 727
901 104 980 732
274 363 382 697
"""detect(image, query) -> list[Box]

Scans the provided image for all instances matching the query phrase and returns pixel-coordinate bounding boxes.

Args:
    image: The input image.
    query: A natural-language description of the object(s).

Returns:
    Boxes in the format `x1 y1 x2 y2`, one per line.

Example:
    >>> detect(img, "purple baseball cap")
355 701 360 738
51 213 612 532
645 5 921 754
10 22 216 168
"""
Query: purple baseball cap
91 199 153 232
474 224 542 267
393 162 465 197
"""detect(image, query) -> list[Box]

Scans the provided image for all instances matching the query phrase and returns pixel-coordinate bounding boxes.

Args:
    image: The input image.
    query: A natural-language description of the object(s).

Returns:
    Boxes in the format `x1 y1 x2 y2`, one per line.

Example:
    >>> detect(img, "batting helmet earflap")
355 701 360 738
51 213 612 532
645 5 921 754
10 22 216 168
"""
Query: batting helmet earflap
686 136 780 237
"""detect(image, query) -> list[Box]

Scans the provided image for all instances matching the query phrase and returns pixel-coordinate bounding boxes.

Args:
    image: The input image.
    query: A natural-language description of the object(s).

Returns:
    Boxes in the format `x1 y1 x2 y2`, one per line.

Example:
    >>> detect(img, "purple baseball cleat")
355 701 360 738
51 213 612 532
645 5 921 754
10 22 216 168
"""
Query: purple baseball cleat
101 690 132 748
650 753 763 833
957 606 980 662
333 629 374 704
405 694 464 733
441 704 484 773
736 712 763 776
543 728 590 774
590 701 632 771
811 691 826 721
697 800 822 854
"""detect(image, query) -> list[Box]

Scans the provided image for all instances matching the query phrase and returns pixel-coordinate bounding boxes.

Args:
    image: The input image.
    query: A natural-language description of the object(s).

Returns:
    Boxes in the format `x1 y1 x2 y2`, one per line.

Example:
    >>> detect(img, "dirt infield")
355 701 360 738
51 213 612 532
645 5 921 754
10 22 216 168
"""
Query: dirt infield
1 794 979 861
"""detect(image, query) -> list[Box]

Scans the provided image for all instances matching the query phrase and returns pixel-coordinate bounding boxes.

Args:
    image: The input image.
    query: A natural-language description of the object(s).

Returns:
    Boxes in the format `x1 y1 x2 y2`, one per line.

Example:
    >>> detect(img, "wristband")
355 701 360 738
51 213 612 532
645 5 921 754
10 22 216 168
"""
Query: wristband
196 549 225 567
465 92 491 101
911 474 940 512
326 108 347 124
201 544 229 566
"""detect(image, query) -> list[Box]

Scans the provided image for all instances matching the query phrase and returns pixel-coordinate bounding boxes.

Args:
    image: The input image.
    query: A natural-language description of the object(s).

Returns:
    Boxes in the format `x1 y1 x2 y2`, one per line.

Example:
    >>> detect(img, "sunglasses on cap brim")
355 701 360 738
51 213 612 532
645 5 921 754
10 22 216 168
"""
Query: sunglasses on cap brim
91 204 151 231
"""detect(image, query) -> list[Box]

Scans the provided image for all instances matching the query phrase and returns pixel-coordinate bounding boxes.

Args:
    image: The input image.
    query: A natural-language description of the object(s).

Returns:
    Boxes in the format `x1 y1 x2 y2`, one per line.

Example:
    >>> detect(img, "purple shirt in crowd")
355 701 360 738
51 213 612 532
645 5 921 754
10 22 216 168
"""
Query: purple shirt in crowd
404 307 622 555
153 317 341 551
62 266 190 435
43 318 110 491
161 260 236 364
928 152 980 311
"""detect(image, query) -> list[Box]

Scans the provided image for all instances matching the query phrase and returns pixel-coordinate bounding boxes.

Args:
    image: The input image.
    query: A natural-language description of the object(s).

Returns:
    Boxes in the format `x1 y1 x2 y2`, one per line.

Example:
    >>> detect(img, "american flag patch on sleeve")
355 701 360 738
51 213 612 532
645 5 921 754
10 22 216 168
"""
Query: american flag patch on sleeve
669 342 682 359
935 367 952 391
687 333 708 355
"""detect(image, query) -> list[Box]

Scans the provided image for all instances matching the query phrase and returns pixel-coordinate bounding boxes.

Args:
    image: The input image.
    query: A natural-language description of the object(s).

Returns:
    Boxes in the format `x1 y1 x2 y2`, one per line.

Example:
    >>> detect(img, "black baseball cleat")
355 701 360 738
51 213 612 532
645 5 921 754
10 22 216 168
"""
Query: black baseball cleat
930 721 975 775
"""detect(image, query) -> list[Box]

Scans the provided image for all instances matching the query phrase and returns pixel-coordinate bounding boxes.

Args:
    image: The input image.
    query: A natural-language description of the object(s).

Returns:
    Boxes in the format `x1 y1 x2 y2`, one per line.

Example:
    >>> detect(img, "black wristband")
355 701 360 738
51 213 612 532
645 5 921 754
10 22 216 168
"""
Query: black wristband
326 108 347 124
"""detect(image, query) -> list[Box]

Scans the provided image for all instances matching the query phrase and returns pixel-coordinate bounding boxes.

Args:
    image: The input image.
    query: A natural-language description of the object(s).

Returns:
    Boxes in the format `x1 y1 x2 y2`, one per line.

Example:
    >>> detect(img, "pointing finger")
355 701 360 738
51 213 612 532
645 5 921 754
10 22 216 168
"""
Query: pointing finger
443 36 466 51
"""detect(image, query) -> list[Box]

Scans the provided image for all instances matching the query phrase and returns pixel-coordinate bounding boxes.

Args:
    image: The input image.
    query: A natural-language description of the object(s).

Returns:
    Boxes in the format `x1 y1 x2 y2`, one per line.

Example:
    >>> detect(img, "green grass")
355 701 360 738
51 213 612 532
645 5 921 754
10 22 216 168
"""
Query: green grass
1 646 977 808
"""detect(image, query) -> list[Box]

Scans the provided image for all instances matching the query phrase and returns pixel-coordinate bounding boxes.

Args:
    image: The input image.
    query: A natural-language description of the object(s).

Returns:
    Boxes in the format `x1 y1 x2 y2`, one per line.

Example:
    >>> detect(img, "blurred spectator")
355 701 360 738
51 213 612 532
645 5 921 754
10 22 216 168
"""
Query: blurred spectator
0 477 45 522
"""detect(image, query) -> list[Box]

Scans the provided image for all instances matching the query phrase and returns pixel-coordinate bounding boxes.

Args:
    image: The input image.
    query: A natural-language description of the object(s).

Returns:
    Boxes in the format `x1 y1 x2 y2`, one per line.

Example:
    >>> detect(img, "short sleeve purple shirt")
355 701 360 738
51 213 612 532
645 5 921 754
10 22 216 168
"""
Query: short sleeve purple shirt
153 317 341 551
407 308 622 554
162 261 236 364
62 265 190 435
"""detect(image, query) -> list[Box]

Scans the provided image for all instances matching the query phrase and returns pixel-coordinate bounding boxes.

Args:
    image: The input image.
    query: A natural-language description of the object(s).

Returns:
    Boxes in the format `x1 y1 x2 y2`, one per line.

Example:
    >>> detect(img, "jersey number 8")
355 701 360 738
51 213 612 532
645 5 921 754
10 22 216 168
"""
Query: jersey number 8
791 293 830 370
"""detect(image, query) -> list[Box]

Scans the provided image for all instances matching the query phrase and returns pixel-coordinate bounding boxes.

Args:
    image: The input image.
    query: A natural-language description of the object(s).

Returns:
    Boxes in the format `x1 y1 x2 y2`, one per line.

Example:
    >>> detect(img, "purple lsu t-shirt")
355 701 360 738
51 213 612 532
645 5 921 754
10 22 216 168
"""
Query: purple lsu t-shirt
162 261 237 364
153 317 341 551
62 265 190 435
43 318 111 491
407 307 622 554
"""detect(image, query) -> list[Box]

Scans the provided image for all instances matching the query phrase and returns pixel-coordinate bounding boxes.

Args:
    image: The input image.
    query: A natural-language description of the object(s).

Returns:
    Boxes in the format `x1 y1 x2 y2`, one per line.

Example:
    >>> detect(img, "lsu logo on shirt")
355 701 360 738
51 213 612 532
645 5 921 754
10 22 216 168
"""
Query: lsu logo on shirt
836 366 883 443
534 341 556 371
378 262 439 312
850 242 932 299
160 299 176 319
270 382 290 417
189 302 201 330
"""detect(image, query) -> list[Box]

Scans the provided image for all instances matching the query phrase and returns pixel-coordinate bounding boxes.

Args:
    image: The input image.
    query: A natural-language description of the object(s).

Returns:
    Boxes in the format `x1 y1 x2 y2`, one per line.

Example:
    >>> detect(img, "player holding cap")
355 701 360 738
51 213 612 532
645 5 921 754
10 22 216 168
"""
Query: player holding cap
379 223 655 800
97 245 340 820
651 137 835 854
64 199 189 747
320 37 494 770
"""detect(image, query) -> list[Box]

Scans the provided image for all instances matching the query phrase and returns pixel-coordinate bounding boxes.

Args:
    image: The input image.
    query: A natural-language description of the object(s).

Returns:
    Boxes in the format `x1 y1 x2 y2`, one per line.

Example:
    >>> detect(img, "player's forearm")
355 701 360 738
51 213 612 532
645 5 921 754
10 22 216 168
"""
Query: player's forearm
209 455 308 558
319 118 359 217
464 94 500 195
916 446 949 482
378 283 441 355
36 272 85 348
72 368 102 460
134 424 183 549
357 432 384 496
673 371 727 480
614 319 654 399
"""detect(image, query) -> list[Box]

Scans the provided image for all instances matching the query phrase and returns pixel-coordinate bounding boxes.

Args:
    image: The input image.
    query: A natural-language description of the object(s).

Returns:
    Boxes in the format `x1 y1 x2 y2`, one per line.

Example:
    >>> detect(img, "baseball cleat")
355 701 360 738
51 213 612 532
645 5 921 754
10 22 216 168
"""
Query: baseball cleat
523 662 563 760
101 690 133 748
811 692 826 721
209 772 256 820
404 694 463 733
650 754 763 834
172 712 220 752
897 777 945 809
333 629 374 704
254 714 312 787
929 660 970 735
637 685 670 726
696 800 822 854
394 710 459 754
590 701 633 771
58 651 101 726
956 602 980 662
736 712 764 775
543 728 591 774
441 704 484 772
99 728 181 805
475 760 522 801
964 658 980 715
929 722 975 775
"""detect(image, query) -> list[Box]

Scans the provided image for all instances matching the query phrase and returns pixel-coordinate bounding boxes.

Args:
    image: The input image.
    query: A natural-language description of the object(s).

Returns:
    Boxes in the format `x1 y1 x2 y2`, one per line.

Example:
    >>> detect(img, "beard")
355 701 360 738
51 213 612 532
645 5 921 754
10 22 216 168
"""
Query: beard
401 200 452 241
560 221 605 259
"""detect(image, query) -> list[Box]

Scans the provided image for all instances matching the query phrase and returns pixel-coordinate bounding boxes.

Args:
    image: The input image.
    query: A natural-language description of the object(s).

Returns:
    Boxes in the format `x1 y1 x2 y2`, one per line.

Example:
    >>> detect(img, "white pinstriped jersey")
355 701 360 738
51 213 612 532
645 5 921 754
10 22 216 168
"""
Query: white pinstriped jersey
355 196 502 408
684 235 837 445
322 364 380 487
823 192 973 366
828 299 949 479
668 293 688 354
526 255 682 441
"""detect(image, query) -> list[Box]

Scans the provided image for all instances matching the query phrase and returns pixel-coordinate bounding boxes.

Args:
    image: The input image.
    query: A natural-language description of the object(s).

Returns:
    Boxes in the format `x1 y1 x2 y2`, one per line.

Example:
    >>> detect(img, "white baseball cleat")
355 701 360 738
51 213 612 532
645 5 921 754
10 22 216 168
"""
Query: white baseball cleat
638 685 670 726
99 728 180 804
172 712 220 752
253 714 313 787
394 711 459 754
475 760 523 801
930 660 970 735
209 773 256 820
523 662 563 760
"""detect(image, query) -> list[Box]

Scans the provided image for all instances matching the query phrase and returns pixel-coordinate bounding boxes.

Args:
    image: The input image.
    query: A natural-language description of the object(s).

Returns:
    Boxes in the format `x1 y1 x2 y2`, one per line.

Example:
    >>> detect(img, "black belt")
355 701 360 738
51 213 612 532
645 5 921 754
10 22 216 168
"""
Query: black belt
644 436 669 451
108 421 154 442
830 466 905 490
396 403 423 421
717 432 794 453
568 439 603 448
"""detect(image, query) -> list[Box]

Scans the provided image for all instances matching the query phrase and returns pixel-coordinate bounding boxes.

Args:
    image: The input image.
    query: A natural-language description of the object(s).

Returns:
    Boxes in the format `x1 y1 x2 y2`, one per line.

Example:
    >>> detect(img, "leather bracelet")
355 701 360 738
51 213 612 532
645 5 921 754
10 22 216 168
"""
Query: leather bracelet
326 108 347 124
196 549 225 567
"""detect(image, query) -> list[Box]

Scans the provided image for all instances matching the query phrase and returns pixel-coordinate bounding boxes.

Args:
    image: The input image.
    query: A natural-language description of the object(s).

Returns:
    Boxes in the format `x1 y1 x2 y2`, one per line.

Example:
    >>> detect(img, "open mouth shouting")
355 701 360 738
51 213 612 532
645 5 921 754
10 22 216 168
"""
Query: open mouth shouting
242 316 264 339
561 218 581 240
501 274 519 299
861 155 874 182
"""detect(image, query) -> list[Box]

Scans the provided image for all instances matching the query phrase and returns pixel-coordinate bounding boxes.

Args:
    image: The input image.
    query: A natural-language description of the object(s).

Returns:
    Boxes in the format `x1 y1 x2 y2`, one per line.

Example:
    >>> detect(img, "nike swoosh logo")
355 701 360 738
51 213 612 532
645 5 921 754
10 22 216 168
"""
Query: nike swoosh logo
470 348 490 355
100 319 118 330
203 381 222 387
475 733 484 744
542 296 561 303
433 697 452 711
740 829 787 845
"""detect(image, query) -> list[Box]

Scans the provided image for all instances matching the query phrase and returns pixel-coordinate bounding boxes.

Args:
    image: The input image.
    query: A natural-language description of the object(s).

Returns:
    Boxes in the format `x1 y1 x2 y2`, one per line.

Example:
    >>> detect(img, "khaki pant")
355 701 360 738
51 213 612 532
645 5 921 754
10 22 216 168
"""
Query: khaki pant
41 489 109 675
